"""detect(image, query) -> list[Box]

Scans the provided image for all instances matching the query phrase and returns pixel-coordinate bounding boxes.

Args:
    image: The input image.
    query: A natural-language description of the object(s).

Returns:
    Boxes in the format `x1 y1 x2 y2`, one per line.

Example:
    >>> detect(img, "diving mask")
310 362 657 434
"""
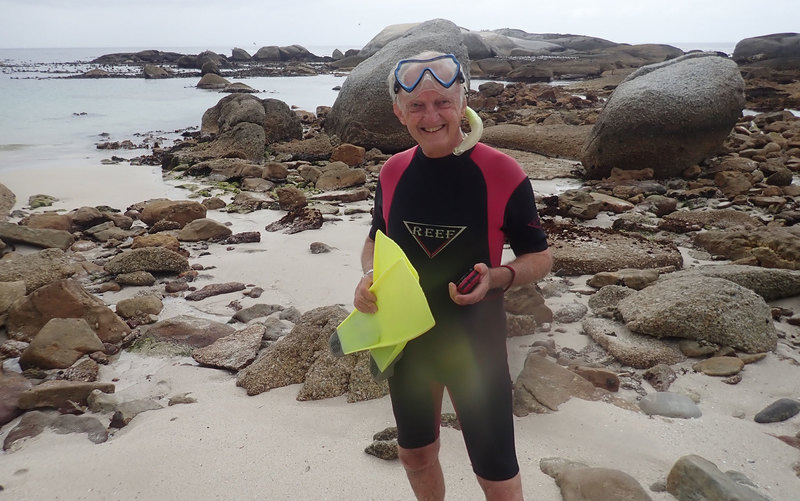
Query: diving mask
393 54 466 95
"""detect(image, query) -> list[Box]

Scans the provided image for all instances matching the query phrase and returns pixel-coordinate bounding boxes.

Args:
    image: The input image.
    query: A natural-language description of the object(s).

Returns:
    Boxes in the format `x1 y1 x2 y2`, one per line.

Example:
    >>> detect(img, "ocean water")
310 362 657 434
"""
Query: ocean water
0 46 349 173
0 43 738 174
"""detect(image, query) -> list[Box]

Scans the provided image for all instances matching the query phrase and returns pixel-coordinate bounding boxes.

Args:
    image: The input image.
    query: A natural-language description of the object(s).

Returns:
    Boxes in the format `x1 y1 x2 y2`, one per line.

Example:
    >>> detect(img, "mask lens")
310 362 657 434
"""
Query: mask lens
394 54 462 93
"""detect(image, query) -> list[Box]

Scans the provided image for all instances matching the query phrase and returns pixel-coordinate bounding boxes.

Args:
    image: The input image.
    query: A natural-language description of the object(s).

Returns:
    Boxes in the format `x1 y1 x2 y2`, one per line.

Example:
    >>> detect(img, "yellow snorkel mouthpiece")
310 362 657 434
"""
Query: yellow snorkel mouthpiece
453 106 483 156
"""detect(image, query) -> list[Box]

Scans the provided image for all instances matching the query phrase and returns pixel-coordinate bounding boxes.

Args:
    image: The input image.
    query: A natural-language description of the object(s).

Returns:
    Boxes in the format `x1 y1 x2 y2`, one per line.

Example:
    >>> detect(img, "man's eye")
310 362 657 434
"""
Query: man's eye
437 100 452 107
408 103 424 111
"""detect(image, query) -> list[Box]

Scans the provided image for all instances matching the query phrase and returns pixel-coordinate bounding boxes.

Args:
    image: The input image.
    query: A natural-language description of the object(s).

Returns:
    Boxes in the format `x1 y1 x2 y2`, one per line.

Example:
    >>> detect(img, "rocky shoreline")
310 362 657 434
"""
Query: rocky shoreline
1 22 800 501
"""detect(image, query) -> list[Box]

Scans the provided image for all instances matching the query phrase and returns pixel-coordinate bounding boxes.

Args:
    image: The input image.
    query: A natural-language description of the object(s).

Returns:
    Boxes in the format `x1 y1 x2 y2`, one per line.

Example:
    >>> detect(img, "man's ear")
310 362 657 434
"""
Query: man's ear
392 102 406 125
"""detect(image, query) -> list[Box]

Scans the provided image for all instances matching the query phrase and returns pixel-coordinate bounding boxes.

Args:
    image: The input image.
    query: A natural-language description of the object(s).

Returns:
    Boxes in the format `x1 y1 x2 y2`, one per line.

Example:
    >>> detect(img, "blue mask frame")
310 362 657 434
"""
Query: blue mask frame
393 54 465 94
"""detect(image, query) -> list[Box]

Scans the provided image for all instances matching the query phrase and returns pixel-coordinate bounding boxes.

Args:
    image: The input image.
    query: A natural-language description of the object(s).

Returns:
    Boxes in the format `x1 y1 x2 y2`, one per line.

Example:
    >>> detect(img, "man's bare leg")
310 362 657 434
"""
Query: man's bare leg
477 473 523 501
398 440 445 501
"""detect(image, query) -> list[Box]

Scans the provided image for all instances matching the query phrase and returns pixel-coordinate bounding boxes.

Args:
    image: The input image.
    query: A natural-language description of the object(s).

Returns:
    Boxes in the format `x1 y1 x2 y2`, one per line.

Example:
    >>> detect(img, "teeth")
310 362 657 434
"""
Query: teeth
422 125 444 133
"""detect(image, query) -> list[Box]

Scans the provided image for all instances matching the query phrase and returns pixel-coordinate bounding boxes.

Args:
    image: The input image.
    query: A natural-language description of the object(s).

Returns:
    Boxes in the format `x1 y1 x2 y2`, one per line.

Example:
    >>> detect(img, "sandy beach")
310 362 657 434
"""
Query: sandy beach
1 162 799 501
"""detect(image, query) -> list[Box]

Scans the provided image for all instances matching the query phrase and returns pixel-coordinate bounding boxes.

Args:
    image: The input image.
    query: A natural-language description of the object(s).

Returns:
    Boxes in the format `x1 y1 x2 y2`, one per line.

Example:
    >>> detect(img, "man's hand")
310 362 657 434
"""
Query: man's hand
354 272 378 313
448 263 491 305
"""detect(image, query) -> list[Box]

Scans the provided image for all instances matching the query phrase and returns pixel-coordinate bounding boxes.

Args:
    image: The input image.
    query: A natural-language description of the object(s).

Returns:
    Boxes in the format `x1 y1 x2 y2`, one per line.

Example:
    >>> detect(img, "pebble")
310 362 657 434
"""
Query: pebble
692 356 744 377
754 398 800 423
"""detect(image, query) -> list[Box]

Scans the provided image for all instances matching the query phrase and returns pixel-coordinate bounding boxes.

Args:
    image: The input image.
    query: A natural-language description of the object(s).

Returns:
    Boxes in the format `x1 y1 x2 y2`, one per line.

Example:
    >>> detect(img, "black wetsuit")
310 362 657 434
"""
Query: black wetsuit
369 143 548 481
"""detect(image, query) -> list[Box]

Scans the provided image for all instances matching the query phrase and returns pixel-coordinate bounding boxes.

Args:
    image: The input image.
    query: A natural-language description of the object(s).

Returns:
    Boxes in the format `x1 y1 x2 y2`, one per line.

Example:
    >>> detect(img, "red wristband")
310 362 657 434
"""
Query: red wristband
500 265 515 292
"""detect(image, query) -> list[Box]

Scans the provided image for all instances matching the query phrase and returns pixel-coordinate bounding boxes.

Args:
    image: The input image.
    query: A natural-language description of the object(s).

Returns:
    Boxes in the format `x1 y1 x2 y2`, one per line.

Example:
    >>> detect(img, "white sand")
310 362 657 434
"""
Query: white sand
1 165 799 500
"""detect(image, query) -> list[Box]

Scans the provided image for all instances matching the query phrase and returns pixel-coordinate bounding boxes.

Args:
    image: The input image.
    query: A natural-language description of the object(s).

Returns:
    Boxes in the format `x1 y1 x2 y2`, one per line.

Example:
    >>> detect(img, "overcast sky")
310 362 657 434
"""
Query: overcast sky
1 0 797 50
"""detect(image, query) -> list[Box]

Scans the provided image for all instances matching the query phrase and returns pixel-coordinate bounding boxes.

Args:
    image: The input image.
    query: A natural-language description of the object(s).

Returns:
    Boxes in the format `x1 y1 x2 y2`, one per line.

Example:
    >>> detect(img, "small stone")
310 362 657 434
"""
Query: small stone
364 439 398 460
754 398 800 424
692 356 744 377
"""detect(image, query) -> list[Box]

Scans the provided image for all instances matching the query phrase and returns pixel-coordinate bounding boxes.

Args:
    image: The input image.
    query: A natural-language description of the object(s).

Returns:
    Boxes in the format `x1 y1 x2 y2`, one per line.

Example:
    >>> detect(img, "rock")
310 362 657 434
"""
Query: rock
692 356 745 377
569 366 620 392
582 53 745 178
115 295 164 319
658 208 764 233
19 318 105 370
481 123 591 160
642 364 677 392
3 411 109 451
550 465 652 501
513 353 597 416
197 73 230 89
17 380 115 410
0 280 26 315
679 340 718 358
365 439 399 460
232 303 284 323
586 285 636 317
143 64 171 79
325 19 468 152
23 213 73 231
142 315 236 348
115 271 156 286
60 358 100 382
87 388 119 413
0 366 32 426
616 276 778 353
315 163 367 191
587 269 659 290
140 200 207 227
693 227 800 270
639 392 702 419
330 143 366 166
0 221 75 250
104 247 190 275
109 399 164 428
296 350 356 401
236 305 347 396
733 33 800 62
552 302 588 323
223 232 261 245
275 186 307 211
192 323 264 371
754 398 800 423
131 233 182 252
309 241 334 254
185 282 246 301
663 264 800 301
265 207 323 234
582 317 684 369
7 278 131 343
177 218 233 242
667 454 771 501
545 223 683 276
0 182 15 221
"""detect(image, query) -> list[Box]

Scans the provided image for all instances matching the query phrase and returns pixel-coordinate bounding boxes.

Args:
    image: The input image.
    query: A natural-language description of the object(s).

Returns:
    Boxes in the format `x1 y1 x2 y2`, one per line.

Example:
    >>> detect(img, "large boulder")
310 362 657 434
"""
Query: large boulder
103 247 190 275
0 248 75 293
616 276 777 353
0 221 74 250
732 32 800 62
140 200 207 227
6 279 131 343
582 52 745 178
325 18 469 153
201 94 302 144
19 318 105 370
236 305 347 396
692 227 800 270
481 124 592 160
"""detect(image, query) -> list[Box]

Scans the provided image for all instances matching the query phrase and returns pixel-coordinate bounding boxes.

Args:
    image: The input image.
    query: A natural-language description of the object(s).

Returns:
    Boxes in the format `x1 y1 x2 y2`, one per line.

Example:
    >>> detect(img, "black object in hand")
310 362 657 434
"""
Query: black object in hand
456 268 480 294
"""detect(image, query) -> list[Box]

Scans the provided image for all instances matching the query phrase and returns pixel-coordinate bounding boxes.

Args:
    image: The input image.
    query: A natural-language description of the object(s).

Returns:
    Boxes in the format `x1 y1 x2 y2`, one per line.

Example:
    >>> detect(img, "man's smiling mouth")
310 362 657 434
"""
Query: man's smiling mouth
422 125 444 133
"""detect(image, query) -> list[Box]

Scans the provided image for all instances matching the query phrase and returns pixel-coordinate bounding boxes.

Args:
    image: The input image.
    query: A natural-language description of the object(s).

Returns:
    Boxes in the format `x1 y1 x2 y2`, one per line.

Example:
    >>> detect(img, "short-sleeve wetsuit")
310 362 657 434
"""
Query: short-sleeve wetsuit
368 142 548 481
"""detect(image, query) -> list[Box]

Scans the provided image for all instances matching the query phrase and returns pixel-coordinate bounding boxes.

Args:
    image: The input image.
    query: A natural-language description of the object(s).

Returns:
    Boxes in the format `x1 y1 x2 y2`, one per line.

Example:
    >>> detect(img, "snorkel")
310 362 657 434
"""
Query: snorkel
453 106 483 156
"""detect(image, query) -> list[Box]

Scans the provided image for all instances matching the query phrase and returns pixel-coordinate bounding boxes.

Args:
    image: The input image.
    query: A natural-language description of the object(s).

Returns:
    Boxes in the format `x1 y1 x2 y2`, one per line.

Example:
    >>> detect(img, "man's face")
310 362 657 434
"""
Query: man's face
393 85 465 159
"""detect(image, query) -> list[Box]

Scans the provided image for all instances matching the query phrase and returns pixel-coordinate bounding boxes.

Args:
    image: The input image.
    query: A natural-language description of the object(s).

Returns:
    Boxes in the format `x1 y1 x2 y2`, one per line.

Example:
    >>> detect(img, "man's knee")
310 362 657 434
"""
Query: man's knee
398 440 440 472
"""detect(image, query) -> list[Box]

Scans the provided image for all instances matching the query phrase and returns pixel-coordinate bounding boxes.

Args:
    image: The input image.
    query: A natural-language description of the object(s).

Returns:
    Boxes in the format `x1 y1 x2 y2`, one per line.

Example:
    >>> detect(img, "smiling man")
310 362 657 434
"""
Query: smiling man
351 51 552 501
